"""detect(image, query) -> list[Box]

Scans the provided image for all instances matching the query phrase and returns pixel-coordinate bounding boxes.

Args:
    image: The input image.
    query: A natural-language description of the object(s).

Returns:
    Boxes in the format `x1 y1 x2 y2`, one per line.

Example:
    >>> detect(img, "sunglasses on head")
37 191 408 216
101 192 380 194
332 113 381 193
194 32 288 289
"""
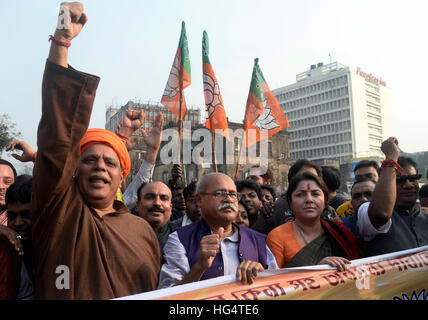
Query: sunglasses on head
396 174 422 183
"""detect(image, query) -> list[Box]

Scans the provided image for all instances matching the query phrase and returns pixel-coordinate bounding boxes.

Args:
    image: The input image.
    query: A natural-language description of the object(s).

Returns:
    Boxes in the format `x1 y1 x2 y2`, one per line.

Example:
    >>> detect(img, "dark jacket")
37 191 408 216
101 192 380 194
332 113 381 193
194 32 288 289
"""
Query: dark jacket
363 208 428 257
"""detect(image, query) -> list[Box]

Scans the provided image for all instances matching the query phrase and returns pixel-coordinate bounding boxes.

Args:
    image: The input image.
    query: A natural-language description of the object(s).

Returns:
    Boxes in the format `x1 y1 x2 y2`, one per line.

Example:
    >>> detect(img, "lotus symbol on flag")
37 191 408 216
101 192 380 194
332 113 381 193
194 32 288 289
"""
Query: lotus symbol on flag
163 54 180 99
254 98 280 131
203 72 222 118
394 289 428 300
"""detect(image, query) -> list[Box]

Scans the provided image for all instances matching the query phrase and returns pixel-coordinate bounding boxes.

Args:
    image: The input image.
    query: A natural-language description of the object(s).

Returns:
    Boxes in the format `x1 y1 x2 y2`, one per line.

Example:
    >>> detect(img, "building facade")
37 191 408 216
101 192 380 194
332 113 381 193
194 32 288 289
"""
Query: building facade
105 100 201 186
273 62 393 189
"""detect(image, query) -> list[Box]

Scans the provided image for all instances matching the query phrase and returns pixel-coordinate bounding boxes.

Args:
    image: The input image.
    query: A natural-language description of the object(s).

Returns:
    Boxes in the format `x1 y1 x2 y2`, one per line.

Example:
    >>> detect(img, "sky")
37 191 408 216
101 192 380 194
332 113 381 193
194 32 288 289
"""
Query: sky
1 0 428 173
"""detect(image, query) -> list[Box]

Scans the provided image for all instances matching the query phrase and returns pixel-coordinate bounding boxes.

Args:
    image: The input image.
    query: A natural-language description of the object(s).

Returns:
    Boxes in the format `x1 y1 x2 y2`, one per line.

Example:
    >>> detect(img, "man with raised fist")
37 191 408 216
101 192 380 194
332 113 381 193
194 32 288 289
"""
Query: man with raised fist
357 137 428 256
158 173 277 288
31 2 161 299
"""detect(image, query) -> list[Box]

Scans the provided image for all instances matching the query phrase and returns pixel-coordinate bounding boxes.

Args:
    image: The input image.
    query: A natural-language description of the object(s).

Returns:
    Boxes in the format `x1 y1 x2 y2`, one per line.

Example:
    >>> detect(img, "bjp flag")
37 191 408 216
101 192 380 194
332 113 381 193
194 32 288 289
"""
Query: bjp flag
161 21 191 120
243 58 289 146
202 31 229 139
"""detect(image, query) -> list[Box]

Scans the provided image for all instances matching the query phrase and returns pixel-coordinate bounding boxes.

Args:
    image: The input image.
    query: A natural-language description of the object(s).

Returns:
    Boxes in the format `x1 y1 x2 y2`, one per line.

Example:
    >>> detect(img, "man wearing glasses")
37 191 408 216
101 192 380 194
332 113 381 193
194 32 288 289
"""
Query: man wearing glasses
158 173 277 288
357 137 428 257
336 160 380 218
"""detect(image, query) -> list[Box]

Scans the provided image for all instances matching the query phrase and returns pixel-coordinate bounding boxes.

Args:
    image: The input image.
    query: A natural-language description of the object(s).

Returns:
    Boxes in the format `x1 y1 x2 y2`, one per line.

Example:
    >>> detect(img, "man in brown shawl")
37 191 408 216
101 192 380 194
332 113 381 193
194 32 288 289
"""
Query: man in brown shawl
31 2 161 299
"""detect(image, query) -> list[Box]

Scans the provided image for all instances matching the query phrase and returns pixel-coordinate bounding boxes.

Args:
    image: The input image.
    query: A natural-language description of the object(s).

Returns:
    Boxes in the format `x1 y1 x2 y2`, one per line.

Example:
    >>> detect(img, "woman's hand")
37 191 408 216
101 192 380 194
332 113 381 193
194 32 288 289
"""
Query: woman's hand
318 256 351 272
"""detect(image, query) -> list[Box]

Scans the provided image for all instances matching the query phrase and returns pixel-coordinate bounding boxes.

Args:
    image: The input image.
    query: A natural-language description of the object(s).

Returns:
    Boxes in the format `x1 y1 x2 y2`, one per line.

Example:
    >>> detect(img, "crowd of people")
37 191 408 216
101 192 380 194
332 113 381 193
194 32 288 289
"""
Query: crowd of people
1 2 427 300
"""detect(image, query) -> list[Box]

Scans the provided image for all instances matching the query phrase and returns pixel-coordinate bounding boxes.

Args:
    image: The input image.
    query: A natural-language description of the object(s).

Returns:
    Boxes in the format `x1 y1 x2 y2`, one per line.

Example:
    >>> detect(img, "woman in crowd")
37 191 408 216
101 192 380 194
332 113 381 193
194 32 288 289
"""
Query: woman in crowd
266 172 358 271
234 200 250 228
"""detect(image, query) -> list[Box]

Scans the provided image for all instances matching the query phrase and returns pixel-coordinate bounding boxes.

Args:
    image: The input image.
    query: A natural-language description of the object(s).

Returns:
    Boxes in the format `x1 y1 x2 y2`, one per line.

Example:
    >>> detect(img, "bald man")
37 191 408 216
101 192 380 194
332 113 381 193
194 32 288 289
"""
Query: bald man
158 173 277 288
136 181 174 256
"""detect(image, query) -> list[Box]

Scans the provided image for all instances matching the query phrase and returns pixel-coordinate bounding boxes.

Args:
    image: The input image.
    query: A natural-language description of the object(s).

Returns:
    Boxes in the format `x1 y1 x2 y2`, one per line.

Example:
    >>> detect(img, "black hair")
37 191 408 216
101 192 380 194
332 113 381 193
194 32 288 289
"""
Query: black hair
286 172 329 208
235 180 263 200
398 157 418 173
321 166 341 192
288 159 322 183
350 177 377 193
249 165 273 184
260 184 276 201
238 199 250 214
354 160 380 174
183 181 197 200
419 184 428 199
5 175 32 206
0 159 17 179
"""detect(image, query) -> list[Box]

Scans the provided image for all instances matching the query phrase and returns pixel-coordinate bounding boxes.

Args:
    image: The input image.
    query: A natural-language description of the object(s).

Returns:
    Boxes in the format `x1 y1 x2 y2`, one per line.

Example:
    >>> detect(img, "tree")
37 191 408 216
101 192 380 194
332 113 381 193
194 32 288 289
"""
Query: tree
0 114 21 154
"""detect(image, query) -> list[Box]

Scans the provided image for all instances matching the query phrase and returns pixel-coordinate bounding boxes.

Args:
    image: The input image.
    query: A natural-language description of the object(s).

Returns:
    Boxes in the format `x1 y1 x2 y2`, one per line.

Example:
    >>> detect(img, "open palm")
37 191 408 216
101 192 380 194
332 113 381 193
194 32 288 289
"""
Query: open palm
142 113 164 150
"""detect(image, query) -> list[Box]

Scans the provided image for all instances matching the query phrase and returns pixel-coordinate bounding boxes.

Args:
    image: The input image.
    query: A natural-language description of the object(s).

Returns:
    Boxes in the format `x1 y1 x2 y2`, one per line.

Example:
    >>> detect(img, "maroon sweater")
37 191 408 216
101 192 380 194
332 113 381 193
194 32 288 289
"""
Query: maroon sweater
0 235 20 299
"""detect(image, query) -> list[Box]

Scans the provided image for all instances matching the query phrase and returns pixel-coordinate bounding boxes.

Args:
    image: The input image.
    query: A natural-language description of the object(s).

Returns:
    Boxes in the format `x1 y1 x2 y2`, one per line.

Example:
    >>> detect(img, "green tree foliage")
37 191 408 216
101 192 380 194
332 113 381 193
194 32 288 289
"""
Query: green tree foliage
0 114 21 154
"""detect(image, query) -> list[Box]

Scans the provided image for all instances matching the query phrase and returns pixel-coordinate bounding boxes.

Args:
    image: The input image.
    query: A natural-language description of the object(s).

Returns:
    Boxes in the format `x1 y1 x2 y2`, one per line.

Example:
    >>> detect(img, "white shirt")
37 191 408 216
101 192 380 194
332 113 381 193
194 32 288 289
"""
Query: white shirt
356 201 392 241
181 214 194 227
123 160 154 209
158 228 278 289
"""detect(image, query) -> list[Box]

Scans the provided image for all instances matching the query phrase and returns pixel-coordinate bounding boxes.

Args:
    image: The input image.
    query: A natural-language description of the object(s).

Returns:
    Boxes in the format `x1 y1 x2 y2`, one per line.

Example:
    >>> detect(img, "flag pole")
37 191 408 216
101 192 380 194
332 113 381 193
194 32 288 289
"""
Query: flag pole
178 89 183 166
210 117 218 173
234 127 245 181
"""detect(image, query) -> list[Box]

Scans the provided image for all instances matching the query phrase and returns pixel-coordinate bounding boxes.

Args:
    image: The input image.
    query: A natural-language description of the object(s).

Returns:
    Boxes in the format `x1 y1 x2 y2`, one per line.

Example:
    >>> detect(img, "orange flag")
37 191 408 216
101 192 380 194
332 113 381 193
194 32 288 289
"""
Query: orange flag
202 31 229 139
161 21 191 120
243 58 289 146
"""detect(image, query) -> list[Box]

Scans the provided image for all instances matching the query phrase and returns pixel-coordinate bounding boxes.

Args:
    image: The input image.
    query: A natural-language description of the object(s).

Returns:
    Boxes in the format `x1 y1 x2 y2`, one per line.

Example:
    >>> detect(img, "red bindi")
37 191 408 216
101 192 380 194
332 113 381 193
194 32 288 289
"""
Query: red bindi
307 184 311 191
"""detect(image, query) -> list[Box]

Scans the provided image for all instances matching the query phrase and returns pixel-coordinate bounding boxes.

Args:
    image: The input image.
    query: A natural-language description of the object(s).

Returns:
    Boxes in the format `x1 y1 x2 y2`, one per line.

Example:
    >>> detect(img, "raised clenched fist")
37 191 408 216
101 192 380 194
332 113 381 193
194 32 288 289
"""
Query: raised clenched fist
54 2 87 42
197 227 224 270
381 137 400 161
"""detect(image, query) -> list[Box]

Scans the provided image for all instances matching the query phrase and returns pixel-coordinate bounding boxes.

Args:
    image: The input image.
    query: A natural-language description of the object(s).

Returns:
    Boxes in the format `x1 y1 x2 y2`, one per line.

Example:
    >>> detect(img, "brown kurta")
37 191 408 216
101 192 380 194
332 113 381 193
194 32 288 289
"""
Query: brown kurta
31 60 161 300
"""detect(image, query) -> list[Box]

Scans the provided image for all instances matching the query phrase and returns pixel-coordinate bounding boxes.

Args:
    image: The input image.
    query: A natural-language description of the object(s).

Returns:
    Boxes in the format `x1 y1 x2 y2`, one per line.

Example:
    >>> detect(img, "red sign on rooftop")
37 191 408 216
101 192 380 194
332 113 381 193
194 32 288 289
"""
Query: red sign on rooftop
357 67 387 87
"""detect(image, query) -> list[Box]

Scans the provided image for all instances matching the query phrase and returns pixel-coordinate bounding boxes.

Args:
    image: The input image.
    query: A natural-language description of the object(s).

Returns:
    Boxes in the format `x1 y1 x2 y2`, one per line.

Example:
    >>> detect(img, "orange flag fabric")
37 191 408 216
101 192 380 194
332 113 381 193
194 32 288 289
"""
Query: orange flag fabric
202 31 229 139
243 58 289 146
161 21 191 120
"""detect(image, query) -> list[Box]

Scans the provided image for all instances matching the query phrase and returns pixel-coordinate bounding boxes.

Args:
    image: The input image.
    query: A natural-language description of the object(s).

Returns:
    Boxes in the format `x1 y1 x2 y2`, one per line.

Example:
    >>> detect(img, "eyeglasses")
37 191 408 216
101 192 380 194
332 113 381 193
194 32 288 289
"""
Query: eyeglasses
396 174 422 183
199 190 241 201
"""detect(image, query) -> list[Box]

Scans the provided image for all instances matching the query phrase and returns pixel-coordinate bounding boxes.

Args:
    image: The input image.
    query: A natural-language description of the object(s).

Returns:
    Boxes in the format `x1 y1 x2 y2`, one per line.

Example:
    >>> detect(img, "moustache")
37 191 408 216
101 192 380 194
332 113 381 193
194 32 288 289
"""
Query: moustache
217 203 237 212
148 206 165 213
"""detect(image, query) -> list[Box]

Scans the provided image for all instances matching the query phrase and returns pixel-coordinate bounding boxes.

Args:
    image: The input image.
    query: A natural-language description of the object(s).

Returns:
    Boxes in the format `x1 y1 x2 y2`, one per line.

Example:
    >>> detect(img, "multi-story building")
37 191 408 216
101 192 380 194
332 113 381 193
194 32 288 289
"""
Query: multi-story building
106 100 201 134
105 100 201 186
273 61 393 190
